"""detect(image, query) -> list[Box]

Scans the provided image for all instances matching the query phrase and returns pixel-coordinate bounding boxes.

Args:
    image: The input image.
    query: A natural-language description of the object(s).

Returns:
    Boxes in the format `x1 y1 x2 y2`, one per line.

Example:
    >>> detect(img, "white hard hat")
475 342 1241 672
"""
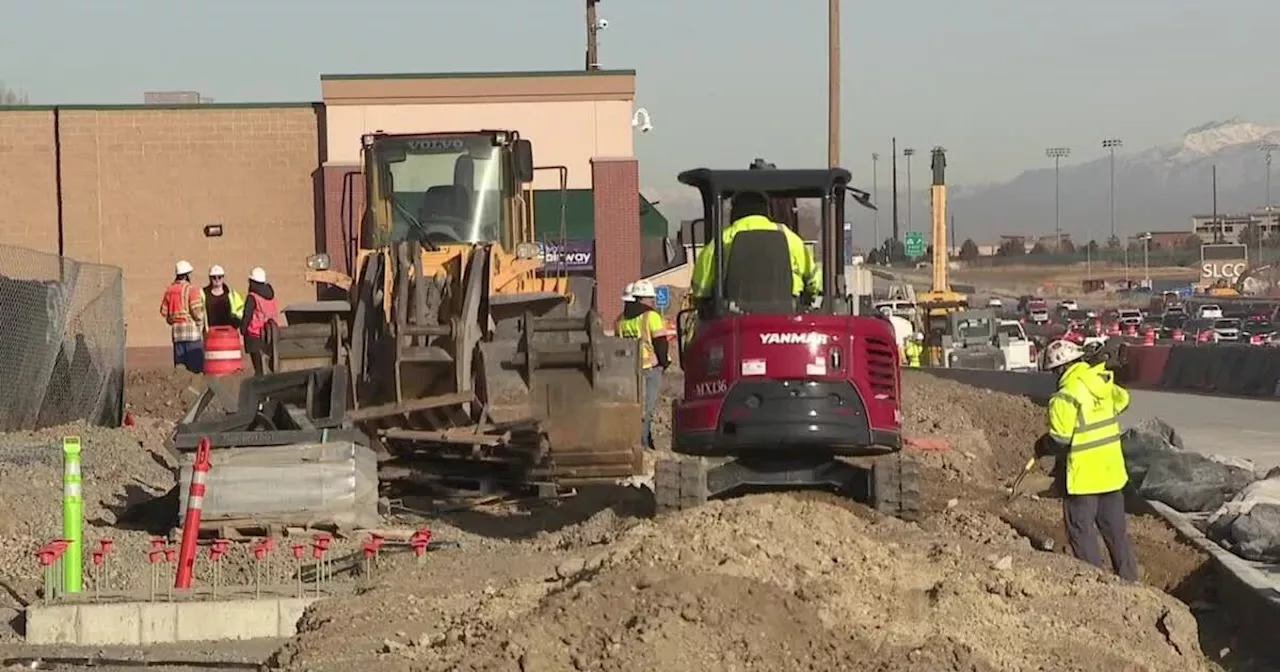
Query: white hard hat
622 282 635 302
631 280 656 298
209 265 225 277
1040 339 1085 371
175 260 194 276
249 267 267 283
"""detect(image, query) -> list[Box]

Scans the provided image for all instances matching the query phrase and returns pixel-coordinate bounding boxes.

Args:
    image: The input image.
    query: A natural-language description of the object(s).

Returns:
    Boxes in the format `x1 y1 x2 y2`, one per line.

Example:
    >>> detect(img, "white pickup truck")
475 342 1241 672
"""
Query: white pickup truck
998 320 1036 372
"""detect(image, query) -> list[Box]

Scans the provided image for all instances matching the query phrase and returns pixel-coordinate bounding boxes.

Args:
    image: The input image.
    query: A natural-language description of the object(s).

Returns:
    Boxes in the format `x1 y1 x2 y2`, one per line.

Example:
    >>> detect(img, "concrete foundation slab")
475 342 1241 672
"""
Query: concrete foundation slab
25 596 318 646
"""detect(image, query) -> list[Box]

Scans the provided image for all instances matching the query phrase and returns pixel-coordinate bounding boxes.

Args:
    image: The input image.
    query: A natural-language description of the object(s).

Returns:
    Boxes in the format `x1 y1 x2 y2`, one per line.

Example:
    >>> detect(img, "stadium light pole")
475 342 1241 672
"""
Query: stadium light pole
903 147 915 233
1262 142 1277 213
828 0 840 169
1045 147 1070 252
1102 138 1126 281
871 152 880 249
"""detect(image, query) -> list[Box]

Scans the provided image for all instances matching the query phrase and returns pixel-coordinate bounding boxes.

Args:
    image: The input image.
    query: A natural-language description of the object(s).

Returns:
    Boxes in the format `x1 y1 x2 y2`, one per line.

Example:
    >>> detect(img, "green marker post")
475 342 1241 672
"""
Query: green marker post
62 436 83 593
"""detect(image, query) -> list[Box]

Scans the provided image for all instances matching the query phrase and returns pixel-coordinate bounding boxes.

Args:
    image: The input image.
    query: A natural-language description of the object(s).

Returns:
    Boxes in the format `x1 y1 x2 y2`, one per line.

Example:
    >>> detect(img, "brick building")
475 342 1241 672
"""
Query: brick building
0 69 645 362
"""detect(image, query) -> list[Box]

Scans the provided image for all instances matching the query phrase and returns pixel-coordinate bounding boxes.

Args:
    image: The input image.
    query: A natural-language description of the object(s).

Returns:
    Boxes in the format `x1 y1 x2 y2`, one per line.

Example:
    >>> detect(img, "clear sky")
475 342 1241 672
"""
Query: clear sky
4 0 1279 190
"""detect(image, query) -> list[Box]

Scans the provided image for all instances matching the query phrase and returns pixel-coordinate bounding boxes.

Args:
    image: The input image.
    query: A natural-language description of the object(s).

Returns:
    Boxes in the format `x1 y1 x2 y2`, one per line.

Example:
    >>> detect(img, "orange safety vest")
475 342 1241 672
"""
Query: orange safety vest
245 292 280 338
161 282 202 324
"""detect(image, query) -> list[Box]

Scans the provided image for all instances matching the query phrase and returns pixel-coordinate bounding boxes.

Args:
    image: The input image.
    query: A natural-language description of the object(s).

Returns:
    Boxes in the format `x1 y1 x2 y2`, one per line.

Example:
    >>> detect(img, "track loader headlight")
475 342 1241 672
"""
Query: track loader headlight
306 253 331 271
515 242 540 260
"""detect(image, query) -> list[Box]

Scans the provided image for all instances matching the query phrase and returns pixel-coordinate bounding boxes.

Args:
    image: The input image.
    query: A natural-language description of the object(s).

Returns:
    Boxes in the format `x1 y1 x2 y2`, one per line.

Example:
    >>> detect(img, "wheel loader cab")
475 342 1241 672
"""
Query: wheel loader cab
670 167 900 458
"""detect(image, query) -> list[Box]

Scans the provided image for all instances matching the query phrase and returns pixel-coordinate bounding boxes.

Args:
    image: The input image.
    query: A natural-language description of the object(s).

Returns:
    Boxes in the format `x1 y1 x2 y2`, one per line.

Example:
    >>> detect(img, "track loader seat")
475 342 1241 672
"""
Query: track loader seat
419 185 472 222
722 229 797 314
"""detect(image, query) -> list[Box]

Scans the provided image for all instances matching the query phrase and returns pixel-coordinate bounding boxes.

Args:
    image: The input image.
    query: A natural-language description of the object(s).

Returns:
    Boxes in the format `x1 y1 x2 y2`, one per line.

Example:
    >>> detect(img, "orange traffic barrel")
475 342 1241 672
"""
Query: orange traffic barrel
204 326 243 376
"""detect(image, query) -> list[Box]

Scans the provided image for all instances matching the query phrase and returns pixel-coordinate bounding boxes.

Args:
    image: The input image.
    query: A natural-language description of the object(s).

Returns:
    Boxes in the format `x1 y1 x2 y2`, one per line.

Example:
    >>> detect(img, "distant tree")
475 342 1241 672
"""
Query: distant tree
0 82 28 105
1086 239 1100 256
1105 235 1121 250
1239 223 1264 249
958 238 980 260
1030 242 1049 255
1182 234 1204 250
997 240 1025 257
1059 238 1076 254
876 238 906 263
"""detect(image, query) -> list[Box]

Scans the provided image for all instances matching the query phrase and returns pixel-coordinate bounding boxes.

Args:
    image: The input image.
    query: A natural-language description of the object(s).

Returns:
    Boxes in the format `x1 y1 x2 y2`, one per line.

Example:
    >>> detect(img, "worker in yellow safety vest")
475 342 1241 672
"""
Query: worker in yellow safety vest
689 191 820 301
902 334 923 367
1036 338 1138 581
613 282 635 335
617 279 671 450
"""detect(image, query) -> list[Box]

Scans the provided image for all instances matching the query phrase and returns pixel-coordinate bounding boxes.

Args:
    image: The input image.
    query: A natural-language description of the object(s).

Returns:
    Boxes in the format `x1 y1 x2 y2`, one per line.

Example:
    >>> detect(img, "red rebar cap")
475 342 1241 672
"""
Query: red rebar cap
290 543 307 559
311 543 327 560
36 547 56 567
361 541 378 559
251 542 268 560
98 539 114 554
91 550 105 566
148 550 164 565
410 539 428 557
312 533 333 550
164 548 177 562
410 528 433 545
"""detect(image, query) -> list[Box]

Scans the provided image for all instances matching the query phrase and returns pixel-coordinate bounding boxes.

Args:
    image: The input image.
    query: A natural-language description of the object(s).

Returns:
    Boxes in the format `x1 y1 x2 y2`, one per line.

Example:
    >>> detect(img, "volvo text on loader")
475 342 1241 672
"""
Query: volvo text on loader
655 167 921 518
273 130 643 496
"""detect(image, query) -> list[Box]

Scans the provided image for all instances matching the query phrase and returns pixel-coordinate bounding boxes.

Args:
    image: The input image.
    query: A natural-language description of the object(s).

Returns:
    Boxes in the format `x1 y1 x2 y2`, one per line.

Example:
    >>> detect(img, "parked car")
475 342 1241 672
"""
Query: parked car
1198 304 1224 319
1243 317 1275 339
1212 317 1242 342
985 297 1004 309
1058 299 1079 311
1028 306 1050 325
1159 313 1189 339
1163 305 1187 317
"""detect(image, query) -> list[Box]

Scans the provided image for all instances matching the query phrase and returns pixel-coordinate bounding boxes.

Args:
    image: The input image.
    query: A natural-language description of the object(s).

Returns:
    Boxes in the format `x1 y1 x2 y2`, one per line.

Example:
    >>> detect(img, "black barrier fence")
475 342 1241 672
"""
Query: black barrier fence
1159 345 1280 397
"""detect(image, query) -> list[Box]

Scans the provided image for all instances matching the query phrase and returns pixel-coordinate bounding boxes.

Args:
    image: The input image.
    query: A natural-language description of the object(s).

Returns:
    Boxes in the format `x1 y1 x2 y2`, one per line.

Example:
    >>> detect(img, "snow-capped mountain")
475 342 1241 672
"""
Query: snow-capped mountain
949 120 1280 243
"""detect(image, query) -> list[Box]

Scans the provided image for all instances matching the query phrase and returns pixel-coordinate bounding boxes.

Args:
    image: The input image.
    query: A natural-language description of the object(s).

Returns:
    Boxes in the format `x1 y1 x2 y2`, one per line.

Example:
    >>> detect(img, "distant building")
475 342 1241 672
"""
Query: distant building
143 90 202 105
1191 210 1280 244
1143 230 1195 249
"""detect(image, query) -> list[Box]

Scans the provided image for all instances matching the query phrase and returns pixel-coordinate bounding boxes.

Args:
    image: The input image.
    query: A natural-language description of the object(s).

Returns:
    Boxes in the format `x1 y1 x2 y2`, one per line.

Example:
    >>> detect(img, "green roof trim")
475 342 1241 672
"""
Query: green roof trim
0 102 318 112
321 69 635 81
531 189 668 240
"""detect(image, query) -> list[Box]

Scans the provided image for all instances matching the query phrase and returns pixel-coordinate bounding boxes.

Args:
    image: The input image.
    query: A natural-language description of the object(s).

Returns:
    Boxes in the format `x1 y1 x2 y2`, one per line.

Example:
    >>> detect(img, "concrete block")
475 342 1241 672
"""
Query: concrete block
138 601 178 644
277 598 313 636
77 602 143 646
26 596 319 646
24 603 79 645
176 599 282 642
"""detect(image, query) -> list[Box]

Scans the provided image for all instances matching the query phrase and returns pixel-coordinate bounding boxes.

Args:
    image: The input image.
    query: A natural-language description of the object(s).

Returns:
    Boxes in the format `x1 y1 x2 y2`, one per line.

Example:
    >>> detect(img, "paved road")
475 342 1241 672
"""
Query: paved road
1124 389 1280 469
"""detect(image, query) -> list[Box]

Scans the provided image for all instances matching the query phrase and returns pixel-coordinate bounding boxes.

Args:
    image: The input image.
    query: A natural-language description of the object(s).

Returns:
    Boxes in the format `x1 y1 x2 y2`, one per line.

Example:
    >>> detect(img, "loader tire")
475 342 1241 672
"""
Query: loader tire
654 456 710 514
870 451 921 521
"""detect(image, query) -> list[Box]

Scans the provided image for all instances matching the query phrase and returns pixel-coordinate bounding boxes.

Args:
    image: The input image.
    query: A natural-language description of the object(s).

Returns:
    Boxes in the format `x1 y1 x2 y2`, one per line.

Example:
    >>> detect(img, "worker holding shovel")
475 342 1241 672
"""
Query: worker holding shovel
1036 338 1139 581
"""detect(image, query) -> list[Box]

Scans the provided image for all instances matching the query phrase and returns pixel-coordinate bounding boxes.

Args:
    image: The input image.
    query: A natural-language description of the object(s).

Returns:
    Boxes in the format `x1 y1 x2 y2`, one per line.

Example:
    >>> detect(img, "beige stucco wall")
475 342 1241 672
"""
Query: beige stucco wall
324 101 634 190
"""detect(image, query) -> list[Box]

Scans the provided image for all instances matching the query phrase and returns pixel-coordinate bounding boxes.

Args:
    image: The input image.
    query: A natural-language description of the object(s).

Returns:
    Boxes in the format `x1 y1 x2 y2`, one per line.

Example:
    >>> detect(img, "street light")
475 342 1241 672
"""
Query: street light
903 147 915 233
871 152 880 249
1139 232 1152 288
1045 147 1069 252
1261 142 1277 211
1103 138 1126 281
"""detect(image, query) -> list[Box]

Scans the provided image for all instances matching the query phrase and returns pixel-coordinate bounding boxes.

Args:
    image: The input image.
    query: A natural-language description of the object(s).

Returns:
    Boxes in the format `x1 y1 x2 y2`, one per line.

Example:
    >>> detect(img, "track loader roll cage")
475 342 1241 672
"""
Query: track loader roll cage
677 167 875 319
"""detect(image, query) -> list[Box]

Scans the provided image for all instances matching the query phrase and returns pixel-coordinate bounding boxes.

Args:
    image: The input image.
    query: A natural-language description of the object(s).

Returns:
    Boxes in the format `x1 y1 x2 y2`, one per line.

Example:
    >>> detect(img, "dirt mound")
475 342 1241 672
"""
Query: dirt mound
126 368 203 421
901 371 1044 486
278 495 1207 672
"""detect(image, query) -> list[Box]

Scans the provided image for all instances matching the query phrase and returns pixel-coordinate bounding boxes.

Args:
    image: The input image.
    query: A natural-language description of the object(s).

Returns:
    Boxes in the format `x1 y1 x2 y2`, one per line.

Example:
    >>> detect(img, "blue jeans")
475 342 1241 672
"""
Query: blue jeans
173 341 205 374
641 367 663 450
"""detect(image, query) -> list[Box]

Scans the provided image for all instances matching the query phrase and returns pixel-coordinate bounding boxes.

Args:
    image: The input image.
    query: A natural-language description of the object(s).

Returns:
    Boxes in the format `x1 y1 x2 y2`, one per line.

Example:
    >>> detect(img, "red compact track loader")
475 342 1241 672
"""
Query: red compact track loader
655 167 920 518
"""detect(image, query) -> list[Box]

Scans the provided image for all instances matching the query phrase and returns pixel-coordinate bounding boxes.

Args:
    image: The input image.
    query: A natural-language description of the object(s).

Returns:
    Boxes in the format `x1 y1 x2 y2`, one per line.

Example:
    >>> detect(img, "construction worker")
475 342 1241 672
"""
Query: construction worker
159 260 206 374
202 265 245 328
1037 338 1139 581
617 279 671 450
613 282 635 334
903 333 923 368
690 191 819 301
240 267 281 376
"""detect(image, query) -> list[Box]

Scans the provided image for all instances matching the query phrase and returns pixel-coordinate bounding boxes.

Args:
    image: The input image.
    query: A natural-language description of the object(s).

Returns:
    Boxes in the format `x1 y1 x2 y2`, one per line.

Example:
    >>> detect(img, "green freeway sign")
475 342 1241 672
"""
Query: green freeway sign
905 232 925 257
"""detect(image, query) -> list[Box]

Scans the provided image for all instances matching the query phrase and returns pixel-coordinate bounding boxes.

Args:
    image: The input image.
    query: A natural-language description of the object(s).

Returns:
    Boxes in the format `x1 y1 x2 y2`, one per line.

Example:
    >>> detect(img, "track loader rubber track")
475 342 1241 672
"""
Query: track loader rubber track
868 451 922 520
654 456 710 514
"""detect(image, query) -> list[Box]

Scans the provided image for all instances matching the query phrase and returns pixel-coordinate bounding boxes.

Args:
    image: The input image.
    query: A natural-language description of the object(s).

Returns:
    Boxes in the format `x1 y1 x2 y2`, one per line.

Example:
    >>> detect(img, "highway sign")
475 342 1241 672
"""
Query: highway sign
1199 244 1248 283
655 285 671 310
905 232 925 257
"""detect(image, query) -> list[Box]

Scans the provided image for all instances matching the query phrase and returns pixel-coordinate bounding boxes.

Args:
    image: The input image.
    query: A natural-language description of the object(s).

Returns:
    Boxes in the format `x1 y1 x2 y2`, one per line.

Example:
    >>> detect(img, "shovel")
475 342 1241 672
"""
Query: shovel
1005 457 1038 502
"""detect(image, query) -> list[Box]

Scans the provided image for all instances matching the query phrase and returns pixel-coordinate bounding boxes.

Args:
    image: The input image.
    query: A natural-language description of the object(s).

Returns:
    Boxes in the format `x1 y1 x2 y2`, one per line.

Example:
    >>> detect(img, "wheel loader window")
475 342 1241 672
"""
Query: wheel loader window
955 317 992 340
373 136 508 246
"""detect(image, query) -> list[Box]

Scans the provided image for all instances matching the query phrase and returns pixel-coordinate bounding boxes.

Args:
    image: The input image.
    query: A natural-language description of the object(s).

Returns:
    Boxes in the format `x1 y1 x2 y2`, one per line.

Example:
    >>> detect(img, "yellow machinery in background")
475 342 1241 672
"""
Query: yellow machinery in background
915 147 969 366
275 130 643 495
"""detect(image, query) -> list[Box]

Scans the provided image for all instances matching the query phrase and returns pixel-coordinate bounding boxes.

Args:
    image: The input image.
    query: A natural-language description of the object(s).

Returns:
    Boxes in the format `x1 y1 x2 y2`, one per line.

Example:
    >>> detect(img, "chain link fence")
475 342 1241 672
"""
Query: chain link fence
0 244 125 431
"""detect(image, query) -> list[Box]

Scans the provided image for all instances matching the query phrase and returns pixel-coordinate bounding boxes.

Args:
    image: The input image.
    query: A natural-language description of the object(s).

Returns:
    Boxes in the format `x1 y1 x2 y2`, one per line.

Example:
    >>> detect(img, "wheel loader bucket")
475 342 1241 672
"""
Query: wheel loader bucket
479 310 643 485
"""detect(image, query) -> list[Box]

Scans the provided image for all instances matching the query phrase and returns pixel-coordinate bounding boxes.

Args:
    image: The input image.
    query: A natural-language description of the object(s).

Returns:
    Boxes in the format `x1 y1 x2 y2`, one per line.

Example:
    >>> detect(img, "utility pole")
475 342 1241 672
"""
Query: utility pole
828 0 840 168
871 153 880 248
585 0 600 70
891 138 900 244
1045 147 1070 252
1261 142 1277 211
1102 138 1125 281
1212 164 1220 243
903 147 915 233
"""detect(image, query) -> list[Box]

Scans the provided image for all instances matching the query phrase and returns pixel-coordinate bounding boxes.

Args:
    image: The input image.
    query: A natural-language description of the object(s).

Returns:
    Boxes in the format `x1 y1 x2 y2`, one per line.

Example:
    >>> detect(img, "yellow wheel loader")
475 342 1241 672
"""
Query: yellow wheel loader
274 130 643 495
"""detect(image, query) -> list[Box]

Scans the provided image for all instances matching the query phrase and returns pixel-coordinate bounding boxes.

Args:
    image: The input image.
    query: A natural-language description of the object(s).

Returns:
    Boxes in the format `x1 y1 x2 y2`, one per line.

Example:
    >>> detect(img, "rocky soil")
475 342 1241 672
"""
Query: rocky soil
0 366 1267 670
